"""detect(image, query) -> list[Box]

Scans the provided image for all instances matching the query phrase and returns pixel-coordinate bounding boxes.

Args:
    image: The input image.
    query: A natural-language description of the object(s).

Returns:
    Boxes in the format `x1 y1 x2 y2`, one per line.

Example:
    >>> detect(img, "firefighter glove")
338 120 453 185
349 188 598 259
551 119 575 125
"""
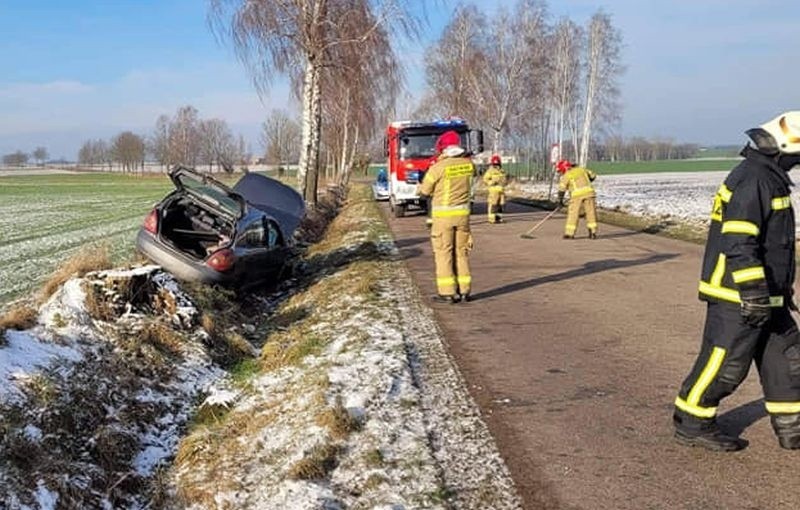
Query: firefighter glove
740 289 771 327
557 191 565 206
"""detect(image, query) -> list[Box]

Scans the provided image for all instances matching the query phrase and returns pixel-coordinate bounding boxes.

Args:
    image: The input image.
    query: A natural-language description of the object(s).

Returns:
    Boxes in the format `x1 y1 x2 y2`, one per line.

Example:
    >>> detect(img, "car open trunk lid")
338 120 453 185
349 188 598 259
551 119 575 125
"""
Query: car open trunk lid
233 173 305 239
169 166 245 220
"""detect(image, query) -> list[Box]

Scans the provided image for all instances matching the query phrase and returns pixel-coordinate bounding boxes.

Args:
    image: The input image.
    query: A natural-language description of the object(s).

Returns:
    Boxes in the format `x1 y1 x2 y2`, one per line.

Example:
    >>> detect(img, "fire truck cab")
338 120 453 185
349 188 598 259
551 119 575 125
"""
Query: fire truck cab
384 118 483 218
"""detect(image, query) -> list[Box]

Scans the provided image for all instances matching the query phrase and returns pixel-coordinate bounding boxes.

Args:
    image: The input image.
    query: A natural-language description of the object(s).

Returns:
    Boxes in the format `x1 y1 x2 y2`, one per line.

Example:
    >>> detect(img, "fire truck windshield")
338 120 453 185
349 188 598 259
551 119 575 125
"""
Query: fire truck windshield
399 132 467 160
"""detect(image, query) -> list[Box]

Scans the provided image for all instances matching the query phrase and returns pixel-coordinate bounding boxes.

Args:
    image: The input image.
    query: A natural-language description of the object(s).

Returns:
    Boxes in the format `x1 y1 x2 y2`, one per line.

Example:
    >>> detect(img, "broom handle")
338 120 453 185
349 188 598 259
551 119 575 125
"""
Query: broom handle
521 208 560 236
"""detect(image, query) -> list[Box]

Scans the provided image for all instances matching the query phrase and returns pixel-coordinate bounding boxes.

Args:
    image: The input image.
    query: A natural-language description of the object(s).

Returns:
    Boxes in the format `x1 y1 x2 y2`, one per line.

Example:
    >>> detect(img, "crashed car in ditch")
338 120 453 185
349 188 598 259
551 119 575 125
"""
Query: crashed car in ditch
136 166 305 288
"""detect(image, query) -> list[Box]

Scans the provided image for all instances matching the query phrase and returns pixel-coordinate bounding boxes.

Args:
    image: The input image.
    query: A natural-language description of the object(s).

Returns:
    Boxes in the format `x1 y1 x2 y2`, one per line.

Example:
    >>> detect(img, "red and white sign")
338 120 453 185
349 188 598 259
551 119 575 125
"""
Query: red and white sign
550 143 561 165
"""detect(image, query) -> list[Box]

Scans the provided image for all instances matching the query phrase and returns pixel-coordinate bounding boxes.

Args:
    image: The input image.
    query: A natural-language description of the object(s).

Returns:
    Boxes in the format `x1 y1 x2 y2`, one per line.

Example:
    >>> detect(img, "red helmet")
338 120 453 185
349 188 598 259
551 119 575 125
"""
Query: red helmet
556 159 573 173
435 130 461 155
490 154 502 166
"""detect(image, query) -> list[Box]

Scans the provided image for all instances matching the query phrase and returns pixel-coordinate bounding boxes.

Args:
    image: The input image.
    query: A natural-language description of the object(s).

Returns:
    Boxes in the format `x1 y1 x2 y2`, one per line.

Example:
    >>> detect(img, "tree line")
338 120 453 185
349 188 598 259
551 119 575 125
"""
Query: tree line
77 106 250 173
1 147 49 167
419 0 623 170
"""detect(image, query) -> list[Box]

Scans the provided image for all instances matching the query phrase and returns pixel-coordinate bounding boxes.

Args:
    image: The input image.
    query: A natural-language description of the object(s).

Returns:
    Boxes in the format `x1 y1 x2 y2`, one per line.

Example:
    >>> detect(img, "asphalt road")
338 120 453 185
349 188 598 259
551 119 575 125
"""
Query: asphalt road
382 200 800 510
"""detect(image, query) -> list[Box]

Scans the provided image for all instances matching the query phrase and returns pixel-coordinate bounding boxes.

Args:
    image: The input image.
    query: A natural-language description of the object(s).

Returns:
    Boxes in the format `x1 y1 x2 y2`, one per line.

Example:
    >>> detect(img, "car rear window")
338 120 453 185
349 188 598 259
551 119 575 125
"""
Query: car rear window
178 174 242 217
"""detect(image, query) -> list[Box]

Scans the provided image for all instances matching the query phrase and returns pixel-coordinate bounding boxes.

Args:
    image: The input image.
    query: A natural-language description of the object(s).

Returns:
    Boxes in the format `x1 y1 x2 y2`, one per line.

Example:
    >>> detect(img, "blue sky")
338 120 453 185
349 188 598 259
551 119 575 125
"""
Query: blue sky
0 0 798 159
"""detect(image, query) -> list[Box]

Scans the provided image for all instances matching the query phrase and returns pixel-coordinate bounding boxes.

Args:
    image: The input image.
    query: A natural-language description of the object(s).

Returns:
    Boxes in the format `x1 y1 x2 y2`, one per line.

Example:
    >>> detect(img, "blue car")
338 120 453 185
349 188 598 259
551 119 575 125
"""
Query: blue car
136 166 305 289
372 167 389 201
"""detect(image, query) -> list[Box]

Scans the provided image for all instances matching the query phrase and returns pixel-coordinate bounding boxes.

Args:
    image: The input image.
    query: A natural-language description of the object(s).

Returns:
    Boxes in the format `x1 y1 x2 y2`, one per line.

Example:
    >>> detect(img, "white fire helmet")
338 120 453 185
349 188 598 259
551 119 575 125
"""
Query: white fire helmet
746 111 800 155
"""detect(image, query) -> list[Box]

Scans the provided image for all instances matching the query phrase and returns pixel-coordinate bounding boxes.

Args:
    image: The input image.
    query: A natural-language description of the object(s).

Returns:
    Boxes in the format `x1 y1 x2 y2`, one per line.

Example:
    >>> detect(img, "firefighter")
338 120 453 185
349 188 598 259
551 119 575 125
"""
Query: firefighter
419 130 475 303
673 111 800 452
483 154 507 224
556 160 598 239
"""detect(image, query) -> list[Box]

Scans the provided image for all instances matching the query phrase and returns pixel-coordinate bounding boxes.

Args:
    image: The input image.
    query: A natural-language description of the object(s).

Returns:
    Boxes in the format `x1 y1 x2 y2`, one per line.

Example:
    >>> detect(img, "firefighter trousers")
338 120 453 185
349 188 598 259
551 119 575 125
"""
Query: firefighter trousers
674 302 800 439
430 215 472 296
487 188 505 223
565 195 597 237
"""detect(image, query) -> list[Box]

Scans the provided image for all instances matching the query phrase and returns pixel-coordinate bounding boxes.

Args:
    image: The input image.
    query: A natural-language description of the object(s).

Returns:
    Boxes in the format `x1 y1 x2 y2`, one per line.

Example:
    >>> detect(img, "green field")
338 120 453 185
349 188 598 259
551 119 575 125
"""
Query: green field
502 158 741 178
0 173 173 305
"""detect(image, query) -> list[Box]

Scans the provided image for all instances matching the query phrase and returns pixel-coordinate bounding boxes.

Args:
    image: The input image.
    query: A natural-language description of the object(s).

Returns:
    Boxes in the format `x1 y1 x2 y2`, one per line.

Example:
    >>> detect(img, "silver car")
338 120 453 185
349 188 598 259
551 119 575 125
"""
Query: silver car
136 166 305 288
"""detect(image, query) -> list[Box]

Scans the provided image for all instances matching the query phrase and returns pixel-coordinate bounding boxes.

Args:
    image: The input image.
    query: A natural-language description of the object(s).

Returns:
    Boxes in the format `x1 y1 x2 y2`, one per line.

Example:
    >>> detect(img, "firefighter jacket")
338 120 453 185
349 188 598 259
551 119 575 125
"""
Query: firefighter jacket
419 155 475 218
558 166 596 198
483 165 507 192
698 146 796 307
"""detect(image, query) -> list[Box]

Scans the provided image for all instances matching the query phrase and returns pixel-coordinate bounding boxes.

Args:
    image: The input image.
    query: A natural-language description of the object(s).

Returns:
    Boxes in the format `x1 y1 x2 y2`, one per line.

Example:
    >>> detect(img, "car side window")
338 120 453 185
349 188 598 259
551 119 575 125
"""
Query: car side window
239 221 266 248
266 220 280 247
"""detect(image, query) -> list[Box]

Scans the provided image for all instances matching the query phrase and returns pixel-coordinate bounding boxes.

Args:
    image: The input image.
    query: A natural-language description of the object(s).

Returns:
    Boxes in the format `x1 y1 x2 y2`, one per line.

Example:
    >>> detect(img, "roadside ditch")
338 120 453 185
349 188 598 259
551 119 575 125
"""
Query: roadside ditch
0 185 521 509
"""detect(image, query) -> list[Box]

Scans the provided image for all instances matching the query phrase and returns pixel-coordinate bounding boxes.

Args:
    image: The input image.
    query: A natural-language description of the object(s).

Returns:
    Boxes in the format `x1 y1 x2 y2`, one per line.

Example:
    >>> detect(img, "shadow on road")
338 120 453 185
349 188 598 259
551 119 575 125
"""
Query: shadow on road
718 398 767 437
395 236 428 249
472 253 680 301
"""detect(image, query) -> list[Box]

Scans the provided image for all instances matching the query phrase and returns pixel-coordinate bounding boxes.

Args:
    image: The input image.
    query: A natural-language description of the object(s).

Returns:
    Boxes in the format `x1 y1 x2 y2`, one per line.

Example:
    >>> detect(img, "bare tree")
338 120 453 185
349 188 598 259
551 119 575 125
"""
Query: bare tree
150 114 171 170
424 5 482 120
32 147 49 166
262 109 301 174
209 0 418 204
198 118 237 172
549 18 583 160
577 10 622 166
111 131 146 173
2 151 29 167
169 105 201 167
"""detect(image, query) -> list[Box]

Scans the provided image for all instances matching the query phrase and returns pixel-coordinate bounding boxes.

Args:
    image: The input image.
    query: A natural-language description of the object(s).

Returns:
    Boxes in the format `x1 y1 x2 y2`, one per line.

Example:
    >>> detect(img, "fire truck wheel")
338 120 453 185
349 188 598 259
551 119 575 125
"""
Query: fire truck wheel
393 203 406 218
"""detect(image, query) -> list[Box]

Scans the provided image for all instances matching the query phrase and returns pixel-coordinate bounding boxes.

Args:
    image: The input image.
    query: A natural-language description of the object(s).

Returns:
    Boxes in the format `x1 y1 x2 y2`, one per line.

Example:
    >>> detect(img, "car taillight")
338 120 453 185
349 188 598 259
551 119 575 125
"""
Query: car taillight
144 209 158 234
206 248 235 272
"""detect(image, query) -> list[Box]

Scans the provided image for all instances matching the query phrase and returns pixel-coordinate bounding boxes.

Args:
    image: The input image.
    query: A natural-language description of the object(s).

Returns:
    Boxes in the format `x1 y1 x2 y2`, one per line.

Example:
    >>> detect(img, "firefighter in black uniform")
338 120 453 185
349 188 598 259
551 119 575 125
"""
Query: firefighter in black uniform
674 111 800 451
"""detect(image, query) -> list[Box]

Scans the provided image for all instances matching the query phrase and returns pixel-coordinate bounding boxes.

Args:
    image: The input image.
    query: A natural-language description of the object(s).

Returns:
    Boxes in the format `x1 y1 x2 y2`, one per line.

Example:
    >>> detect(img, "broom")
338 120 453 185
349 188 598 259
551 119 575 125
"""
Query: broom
519 207 560 239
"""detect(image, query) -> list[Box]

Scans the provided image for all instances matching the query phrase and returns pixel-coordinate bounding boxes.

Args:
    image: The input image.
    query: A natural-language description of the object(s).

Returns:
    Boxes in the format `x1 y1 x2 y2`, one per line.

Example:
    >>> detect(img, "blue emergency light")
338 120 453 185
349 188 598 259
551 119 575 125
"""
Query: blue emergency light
432 117 466 127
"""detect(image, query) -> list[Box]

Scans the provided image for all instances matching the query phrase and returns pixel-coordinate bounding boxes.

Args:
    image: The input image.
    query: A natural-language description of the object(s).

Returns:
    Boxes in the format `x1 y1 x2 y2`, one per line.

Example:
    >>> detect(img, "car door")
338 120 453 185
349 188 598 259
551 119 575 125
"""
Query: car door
234 218 272 285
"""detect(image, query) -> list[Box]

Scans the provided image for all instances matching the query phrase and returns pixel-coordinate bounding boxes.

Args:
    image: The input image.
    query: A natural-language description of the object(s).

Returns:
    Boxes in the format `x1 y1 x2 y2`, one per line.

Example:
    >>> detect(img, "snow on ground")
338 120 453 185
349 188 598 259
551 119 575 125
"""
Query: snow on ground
0 267 225 509
1 185 521 509
518 170 800 232
170 189 522 509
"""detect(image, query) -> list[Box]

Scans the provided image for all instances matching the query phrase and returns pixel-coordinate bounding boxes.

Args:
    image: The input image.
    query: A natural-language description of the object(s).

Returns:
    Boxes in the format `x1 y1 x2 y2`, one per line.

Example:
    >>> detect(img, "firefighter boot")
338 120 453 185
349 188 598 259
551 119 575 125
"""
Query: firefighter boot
589 230 597 240
432 294 460 304
673 413 747 452
771 413 800 449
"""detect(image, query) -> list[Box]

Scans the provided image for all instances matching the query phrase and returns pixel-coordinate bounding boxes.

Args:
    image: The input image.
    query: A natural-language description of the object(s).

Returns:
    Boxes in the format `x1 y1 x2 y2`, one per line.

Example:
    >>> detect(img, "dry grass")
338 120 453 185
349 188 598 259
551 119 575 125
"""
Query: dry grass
0 303 38 340
139 321 185 359
287 442 341 481
260 331 324 371
83 282 118 321
39 244 112 302
315 398 362 440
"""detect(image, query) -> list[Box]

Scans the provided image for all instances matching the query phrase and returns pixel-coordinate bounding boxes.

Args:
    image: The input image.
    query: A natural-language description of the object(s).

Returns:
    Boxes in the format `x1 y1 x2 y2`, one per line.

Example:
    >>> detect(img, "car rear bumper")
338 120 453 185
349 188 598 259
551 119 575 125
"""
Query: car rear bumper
136 229 233 284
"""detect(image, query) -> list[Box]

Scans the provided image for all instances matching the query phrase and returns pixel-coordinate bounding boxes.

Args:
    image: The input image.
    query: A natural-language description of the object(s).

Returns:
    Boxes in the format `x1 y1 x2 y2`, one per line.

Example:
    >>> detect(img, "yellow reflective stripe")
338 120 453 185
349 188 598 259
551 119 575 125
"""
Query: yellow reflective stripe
675 396 717 419
457 276 472 285
587 222 598 229
445 163 473 178
698 281 784 307
436 277 456 285
718 184 732 203
432 208 470 218
766 401 800 414
687 346 726 406
772 196 792 210
710 254 726 286
721 220 759 236
732 266 766 283
699 281 740 303
571 186 594 198
488 186 504 192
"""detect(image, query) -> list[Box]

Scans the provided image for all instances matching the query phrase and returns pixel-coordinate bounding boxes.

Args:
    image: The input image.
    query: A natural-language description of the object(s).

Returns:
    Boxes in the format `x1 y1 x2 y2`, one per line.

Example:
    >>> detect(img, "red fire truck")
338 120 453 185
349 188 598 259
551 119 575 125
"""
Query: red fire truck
384 118 483 217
